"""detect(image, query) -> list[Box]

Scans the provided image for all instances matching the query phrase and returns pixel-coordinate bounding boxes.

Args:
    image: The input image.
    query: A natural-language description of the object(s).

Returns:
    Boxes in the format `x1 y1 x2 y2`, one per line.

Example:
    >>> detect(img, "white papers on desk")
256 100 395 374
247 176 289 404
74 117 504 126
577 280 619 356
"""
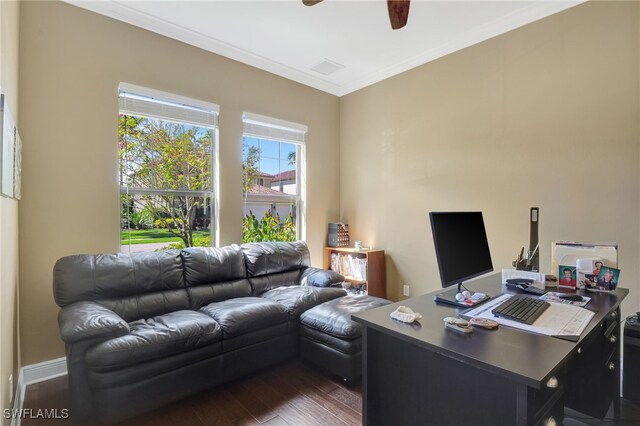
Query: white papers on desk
463 294 595 341
539 292 591 308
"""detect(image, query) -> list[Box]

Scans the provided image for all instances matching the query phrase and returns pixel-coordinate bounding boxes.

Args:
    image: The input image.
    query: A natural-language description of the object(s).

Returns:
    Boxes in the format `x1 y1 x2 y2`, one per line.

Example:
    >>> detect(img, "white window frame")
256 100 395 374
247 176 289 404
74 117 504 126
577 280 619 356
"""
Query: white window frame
242 113 307 241
119 83 220 250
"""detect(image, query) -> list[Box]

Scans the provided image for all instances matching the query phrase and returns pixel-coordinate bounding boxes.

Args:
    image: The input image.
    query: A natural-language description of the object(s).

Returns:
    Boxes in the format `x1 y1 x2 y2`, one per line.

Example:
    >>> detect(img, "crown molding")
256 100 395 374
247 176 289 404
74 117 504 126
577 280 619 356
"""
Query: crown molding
65 0 343 95
339 1 585 95
64 1 584 97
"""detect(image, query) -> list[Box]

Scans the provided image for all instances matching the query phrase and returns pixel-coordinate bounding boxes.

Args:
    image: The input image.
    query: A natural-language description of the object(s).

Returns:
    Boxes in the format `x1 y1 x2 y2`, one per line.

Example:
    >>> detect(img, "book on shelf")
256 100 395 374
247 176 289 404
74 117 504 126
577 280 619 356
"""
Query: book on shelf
330 252 368 281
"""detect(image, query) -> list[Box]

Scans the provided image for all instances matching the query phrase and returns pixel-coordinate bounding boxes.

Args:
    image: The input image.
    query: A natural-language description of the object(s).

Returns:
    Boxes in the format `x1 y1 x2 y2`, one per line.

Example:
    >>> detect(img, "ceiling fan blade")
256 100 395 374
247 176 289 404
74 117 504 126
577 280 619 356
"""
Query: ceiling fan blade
302 0 323 6
387 0 410 30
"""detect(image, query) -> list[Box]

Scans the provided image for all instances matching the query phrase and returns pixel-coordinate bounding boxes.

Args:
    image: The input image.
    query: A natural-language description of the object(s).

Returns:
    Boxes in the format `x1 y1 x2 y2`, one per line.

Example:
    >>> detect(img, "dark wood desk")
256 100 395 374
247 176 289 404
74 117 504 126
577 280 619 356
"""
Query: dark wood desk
352 273 628 426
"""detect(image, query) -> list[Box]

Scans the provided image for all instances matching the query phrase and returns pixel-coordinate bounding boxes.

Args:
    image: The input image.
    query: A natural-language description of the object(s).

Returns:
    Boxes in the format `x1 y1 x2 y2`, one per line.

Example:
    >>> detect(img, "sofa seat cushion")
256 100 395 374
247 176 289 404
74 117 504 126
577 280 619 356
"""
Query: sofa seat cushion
85 310 221 371
199 297 288 338
260 286 347 319
301 324 361 355
87 343 222 389
300 295 391 340
222 322 289 353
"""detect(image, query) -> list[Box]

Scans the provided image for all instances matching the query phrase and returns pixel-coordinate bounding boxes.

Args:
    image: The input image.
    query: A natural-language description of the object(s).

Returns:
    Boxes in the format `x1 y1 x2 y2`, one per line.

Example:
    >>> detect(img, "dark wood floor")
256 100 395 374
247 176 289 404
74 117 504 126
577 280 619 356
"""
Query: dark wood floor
21 361 362 426
21 361 640 425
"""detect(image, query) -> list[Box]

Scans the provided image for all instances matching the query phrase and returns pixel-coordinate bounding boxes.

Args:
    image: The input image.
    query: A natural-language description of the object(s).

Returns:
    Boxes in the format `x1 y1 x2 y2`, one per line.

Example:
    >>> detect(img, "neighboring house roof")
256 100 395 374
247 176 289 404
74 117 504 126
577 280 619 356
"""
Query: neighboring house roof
258 172 275 178
272 170 296 182
249 184 285 195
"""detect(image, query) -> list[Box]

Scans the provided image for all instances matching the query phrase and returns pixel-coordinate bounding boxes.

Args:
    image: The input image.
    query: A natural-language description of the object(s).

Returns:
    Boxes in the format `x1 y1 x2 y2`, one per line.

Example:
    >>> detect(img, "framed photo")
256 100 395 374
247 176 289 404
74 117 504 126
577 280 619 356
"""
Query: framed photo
1 94 15 198
582 273 598 290
558 265 577 289
591 267 620 292
578 272 595 290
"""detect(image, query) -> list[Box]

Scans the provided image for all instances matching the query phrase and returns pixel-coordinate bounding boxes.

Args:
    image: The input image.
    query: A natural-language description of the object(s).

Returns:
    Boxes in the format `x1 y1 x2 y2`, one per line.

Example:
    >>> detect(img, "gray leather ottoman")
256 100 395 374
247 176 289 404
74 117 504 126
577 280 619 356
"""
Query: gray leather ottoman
299 295 391 382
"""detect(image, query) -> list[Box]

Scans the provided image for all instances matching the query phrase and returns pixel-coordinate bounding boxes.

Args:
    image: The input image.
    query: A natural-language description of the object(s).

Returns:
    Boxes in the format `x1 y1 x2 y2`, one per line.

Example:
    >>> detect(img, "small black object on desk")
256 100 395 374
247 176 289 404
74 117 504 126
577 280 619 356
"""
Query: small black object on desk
559 294 584 302
506 278 534 285
505 279 547 295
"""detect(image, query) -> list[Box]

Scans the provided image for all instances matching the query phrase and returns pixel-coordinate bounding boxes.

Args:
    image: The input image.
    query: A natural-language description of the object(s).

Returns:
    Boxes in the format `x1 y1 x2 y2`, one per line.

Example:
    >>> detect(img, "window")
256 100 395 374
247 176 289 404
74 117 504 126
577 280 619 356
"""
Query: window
119 84 219 252
242 113 306 243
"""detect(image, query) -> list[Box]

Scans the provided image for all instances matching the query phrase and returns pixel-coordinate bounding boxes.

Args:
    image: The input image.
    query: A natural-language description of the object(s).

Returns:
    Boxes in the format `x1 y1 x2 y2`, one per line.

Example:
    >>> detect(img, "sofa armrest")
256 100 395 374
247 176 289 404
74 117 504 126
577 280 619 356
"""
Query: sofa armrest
58 301 130 344
300 267 345 288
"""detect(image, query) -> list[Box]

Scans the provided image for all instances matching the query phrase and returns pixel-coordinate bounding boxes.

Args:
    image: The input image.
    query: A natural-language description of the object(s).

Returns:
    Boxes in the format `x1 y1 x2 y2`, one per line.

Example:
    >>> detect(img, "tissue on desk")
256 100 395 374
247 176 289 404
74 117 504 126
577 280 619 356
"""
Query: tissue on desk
390 306 423 323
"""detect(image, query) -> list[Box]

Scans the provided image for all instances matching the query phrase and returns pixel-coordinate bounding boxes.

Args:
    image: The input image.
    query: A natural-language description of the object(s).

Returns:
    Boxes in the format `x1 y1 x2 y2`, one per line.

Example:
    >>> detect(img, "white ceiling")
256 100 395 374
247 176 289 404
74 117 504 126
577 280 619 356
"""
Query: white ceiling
66 0 584 96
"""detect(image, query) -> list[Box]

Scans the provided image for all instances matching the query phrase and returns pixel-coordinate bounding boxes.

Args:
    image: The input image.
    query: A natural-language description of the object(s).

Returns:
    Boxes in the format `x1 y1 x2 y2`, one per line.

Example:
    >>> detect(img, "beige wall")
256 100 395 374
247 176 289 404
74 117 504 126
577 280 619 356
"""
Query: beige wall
18 1 340 365
16 0 640 366
0 0 20 419
340 1 640 314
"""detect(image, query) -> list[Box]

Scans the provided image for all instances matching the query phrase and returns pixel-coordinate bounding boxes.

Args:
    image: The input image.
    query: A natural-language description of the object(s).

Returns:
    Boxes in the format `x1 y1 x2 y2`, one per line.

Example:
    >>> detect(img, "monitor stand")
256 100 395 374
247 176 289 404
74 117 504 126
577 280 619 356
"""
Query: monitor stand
434 283 491 308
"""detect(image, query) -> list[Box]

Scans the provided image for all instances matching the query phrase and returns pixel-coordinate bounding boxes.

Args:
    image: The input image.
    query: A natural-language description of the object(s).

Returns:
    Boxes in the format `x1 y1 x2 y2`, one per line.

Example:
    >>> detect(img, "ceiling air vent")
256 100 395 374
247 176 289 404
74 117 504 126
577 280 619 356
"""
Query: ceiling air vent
310 59 345 76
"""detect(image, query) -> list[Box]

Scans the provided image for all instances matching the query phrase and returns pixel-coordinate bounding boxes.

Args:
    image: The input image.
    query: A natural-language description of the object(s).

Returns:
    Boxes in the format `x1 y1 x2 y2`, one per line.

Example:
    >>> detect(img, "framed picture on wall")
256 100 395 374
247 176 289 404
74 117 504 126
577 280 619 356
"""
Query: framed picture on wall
1 93 16 198
14 128 21 200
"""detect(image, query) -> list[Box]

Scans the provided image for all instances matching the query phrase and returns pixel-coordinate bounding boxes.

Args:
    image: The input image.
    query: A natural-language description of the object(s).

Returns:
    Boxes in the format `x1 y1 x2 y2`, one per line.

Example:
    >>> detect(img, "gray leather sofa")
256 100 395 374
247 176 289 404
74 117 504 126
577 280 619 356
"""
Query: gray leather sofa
300 295 391 382
54 241 346 423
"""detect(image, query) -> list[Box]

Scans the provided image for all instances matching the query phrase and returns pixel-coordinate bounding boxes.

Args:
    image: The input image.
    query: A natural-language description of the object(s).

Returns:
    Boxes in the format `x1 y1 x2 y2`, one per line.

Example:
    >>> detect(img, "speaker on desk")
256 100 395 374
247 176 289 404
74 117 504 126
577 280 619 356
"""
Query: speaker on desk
623 315 640 404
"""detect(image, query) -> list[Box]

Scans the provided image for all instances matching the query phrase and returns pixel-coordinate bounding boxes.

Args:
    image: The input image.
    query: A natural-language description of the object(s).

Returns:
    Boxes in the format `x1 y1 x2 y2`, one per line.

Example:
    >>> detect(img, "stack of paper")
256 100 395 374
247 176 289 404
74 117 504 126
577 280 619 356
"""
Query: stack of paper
464 294 595 341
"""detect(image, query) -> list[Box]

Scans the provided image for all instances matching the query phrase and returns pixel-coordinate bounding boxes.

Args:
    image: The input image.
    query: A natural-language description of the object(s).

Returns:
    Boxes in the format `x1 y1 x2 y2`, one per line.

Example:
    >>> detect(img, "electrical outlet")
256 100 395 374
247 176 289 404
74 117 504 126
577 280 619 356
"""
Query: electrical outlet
403 285 410 297
8 374 13 403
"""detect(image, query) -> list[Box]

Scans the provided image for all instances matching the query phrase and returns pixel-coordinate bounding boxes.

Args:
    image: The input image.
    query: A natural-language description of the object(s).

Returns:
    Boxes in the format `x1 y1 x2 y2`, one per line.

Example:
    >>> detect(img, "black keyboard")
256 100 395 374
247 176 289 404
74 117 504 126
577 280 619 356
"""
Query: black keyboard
492 296 550 325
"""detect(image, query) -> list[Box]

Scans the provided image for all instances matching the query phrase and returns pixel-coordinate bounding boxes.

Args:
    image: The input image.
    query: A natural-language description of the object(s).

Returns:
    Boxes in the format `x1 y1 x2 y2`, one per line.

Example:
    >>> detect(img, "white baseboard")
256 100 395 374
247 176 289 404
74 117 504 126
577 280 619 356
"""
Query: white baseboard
10 369 24 426
10 357 67 426
21 357 67 386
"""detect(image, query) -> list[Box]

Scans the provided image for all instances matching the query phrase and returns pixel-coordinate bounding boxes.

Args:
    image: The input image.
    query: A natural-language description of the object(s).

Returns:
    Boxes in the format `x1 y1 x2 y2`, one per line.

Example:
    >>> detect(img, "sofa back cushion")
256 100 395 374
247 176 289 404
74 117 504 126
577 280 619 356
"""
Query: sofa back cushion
181 245 251 309
247 270 303 295
241 241 311 294
53 250 189 321
242 241 311 276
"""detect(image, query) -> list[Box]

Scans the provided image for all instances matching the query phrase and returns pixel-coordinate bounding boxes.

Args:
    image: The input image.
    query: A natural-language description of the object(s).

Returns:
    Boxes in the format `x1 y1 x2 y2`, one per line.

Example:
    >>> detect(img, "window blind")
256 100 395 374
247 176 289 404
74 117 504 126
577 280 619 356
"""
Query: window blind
242 112 307 144
119 86 219 128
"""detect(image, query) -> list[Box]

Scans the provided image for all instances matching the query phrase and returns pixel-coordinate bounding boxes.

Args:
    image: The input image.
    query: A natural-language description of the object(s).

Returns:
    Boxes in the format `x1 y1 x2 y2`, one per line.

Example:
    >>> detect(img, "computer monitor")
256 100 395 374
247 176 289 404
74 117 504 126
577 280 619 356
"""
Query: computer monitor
429 212 493 306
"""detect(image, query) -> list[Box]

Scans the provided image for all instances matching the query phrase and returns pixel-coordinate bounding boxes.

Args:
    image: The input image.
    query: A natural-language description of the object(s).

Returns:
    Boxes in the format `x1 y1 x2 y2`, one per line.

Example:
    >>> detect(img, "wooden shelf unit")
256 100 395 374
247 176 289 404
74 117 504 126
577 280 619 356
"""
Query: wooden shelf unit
323 247 386 298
